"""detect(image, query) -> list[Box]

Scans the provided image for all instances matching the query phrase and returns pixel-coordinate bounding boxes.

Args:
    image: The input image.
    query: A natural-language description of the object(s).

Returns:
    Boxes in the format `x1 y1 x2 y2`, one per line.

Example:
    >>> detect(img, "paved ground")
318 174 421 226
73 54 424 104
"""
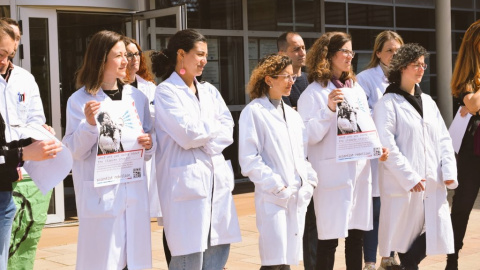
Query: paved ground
34 188 480 269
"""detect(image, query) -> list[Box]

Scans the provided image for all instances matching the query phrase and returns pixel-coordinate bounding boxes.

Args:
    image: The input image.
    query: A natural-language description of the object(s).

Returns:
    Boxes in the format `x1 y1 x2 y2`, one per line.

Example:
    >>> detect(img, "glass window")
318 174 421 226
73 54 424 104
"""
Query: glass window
156 0 242 30
452 0 473 9
294 0 322 32
247 0 321 31
325 2 346 25
395 0 434 7
421 75 434 97
353 53 371 74
247 0 291 31
224 111 242 179
397 30 436 51
348 4 393 27
325 27 347 33
203 36 245 105
349 28 384 51
451 11 475 30
396 7 435 29
453 31 467 53
429 53 436 74
0 6 10 17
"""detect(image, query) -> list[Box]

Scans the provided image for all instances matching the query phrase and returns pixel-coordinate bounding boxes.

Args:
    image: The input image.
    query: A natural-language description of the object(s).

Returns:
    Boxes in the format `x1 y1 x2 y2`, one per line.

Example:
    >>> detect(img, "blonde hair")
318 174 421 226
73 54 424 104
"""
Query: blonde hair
451 19 480 97
365 30 404 69
306 32 356 86
247 54 292 100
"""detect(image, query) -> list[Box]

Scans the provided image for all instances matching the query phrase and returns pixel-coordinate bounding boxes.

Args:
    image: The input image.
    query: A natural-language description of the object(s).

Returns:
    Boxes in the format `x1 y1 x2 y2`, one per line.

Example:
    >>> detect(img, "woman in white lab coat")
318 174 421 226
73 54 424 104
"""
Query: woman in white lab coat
150 29 241 270
63 30 154 270
124 38 162 218
297 32 387 270
238 54 317 269
373 43 457 270
356 30 404 270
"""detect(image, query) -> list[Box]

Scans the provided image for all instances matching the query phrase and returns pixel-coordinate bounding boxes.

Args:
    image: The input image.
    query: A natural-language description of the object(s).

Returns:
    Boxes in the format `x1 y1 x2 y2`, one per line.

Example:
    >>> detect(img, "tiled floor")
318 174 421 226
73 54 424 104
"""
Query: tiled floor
34 190 480 269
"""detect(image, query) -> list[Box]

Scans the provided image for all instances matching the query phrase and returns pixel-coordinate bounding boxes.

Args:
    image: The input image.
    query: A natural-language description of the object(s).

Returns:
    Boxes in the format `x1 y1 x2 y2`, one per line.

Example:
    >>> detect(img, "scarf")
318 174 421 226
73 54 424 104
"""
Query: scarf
331 76 353 88
384 83 423 118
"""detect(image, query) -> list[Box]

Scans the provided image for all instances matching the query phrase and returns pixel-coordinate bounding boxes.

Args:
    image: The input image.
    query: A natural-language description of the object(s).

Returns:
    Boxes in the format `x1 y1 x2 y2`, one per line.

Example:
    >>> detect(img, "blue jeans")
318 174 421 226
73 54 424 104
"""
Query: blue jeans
0 192 16 270
363 196 380 263
363 197 394 263
169 243 230 270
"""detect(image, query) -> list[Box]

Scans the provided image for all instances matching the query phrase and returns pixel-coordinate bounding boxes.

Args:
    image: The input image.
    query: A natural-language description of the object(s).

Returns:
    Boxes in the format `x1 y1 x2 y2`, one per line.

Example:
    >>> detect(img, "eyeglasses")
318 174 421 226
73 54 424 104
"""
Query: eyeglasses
271 74 298 82
410 63 427 71
337 48 355 58
126 51 142 60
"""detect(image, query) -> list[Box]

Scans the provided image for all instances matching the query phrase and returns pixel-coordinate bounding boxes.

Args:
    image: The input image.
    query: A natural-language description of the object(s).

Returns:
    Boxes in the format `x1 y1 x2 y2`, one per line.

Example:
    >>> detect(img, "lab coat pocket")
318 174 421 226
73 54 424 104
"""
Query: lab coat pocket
263 193 288 215
80 181 119 218
171 162 209 202
314 158 351 190
298 183 314 213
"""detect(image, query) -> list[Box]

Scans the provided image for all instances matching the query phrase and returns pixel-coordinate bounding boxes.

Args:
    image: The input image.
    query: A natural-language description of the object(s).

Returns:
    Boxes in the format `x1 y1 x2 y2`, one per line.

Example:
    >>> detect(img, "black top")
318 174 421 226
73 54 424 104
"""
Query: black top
282 72 308 108
0 113 32 191
130 79 138 89
384 83 423 118
104 84 124 101
458 92 480 156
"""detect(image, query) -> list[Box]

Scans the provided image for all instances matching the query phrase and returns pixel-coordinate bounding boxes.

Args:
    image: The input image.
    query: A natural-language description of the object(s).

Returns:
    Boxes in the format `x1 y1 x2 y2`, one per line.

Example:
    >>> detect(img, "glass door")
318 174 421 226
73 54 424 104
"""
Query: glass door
18 7 64 224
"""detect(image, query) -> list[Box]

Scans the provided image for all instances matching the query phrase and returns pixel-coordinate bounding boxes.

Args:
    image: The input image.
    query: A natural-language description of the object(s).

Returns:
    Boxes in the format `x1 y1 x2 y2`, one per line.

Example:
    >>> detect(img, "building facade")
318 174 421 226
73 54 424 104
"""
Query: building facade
1 0 477 222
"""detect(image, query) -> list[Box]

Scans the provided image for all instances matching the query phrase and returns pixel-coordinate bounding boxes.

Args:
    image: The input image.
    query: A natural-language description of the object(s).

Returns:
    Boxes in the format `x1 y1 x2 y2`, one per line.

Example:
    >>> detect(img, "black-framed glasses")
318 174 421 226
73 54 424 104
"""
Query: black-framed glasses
337 48 355 58
271 74 298 82
126 51 142 60
410 63 428 71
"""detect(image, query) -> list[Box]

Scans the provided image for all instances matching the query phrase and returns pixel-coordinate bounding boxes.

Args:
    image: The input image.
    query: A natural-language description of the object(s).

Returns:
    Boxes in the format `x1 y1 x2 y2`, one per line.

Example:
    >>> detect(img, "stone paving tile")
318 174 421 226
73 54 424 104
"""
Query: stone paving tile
33 259 69 270
32 191 480 269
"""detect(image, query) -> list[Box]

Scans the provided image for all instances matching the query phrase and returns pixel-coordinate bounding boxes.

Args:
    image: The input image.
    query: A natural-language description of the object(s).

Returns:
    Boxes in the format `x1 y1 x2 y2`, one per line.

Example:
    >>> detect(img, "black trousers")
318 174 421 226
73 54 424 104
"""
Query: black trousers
450 151 480 253
260 265 291 270
315 229 364 270
303 198 318 270
397 233 426 270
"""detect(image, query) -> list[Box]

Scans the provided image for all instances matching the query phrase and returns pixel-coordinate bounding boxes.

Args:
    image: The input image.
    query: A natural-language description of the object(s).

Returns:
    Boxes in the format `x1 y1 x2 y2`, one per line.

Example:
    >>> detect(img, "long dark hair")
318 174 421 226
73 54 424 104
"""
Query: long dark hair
150 29 207 80
75 30 125 94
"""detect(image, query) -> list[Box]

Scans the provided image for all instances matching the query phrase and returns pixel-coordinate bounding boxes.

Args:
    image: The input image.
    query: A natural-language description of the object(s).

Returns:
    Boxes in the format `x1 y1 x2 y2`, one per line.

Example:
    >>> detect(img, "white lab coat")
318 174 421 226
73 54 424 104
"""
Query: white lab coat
297 81 373 240
373 92 457 257
135 74 162 218
238 96 317 266
357 65 389 197
154 72 241 256
63 85 153 270
0 65 45 126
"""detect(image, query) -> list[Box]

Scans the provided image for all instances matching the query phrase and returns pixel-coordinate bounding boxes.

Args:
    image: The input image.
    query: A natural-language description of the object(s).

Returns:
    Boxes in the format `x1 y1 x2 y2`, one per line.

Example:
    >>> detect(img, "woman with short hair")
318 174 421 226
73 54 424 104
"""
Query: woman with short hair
373 43 457 270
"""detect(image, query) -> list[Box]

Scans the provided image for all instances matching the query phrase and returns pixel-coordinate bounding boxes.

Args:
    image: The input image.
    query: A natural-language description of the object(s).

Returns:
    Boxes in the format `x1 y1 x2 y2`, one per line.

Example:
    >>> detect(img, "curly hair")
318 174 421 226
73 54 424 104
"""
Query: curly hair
306 32 356 86
365 30 404 69
247 54 292 100
451 19 480 97
124 37 155 83
387 43 429 85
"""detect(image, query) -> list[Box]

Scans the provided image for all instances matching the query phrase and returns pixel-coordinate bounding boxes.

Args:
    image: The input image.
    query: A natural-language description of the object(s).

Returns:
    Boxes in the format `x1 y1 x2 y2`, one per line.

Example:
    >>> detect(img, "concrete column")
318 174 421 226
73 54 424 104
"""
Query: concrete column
435 0 453 125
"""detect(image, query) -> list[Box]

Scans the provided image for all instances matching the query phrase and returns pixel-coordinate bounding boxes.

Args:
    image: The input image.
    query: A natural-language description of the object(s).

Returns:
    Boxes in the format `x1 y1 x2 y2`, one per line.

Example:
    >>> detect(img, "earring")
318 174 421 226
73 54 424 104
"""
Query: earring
179 58 186 75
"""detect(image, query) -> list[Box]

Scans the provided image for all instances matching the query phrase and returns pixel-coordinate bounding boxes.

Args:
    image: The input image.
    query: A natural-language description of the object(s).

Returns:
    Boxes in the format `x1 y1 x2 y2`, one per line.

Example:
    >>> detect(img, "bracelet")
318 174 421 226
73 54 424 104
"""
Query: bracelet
17 146 24 167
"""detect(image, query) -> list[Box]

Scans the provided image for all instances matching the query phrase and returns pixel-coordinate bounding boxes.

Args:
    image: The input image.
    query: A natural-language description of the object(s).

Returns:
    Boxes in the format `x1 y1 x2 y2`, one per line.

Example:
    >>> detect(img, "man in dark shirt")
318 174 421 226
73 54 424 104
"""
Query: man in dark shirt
277 32 308 109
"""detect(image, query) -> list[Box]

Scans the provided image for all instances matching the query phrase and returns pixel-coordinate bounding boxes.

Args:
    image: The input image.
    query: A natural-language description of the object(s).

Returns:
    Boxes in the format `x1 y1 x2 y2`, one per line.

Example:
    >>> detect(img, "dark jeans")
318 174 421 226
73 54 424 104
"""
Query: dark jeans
303 198 318 270
260 265 291 270
163 230 172 266
315 229 364 270
397 233 426 270
450 153 480 254
363 197 394 263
